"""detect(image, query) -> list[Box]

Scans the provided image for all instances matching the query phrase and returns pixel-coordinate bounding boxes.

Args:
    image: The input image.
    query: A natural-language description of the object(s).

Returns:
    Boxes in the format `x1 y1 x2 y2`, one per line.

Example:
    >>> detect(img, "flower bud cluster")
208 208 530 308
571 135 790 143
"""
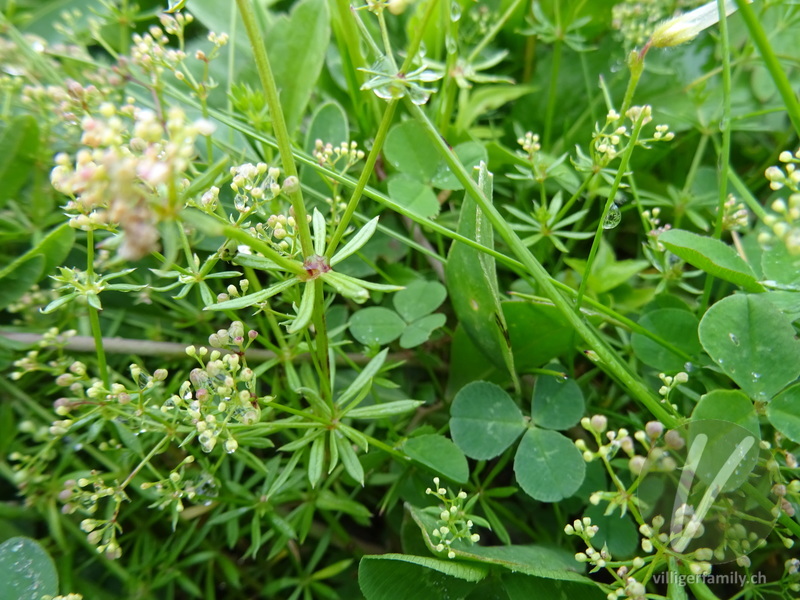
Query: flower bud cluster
657 371 688 405
227 162 283 215
78 511 123 560
592 106 673 168
163 341 264 453
516 132 541 159
129 13 228 95
60 472 126 516
139 455 197 513
611 0 697 49
313 139 365 172
424 477 481 559
6 285 60 323
760 148 800 253
245 209 312 257
51 105 213 260
716 194 749 231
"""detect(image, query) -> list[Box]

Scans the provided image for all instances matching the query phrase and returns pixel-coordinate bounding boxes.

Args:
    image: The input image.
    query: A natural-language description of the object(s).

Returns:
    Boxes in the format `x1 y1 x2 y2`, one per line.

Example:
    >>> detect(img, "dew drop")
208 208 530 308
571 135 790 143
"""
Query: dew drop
684 362 695 372
445 33 457 54
603 203 621 230
729 333 740 346
450 2 462 22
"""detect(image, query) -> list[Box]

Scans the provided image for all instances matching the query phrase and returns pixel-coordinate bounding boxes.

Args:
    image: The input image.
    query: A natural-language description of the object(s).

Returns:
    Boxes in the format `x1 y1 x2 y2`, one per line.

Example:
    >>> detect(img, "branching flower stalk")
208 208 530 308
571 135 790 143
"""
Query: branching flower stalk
576 107 648 310
407 100 678 429
85 229 110 390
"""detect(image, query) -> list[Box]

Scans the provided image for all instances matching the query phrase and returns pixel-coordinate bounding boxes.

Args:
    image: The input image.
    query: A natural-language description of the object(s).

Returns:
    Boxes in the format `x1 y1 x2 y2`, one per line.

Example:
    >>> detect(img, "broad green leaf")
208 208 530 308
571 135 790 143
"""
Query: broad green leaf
767 384 800 443
455 85 536 132
407 505 593 585
205 278 297 311
564 242 648 294
404 434 469 484
0 537 58 600
393 279 447 322
349 307 405 345
658 229 764 293
0 256 43 311
0 222 75 303
691 390 760 437
387 176 440 220
399 313 447 349
502 301 574 371
450 381 525 460
30 223 74 277
513 428 585 502
266 0 330 134
631 309 701 372
503 572 605 600
305 100 349 152
362 553 487 583
432 142 489 191
0 116 39 208
698 294 800 401
446 325 507 395
761 241 800 286
684 415 761 493
584 505 638 559
446 163 515 378
359 555 479 600
383 120 441 181
531 366 585 430
690 390 761 491
348 399 424 419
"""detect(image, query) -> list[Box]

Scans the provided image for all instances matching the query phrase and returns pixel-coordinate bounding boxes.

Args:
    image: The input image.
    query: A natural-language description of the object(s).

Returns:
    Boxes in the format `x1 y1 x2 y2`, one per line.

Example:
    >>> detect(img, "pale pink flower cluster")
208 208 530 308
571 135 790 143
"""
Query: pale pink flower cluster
51 104 215 260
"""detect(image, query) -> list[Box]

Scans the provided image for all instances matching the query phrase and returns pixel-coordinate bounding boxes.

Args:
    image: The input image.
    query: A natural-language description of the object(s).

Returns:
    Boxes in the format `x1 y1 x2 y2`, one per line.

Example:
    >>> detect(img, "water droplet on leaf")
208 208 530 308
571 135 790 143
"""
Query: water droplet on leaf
603 203 621 230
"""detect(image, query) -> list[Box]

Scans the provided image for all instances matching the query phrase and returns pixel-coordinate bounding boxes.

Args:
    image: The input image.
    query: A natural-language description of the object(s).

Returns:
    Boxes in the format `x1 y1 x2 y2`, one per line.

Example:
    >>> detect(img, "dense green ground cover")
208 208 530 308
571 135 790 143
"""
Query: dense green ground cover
1 0 800 598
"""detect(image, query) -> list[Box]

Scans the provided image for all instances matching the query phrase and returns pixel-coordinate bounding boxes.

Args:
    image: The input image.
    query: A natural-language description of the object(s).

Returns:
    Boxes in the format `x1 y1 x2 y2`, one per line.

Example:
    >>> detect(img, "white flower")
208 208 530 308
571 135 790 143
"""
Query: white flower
651 0 751 48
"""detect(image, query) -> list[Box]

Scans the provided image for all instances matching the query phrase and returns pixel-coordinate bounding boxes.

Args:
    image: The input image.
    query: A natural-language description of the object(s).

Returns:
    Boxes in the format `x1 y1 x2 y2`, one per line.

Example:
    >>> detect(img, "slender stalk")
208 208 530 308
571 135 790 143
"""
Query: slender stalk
85 230 110 389
312 279 332 402
576 113 646 310
407 101 678 428
734 0 800 137
542 39 562 148
325 100 398 258
467 0 523 63
235 0 313 257
680 134 709 196
700 0 734 314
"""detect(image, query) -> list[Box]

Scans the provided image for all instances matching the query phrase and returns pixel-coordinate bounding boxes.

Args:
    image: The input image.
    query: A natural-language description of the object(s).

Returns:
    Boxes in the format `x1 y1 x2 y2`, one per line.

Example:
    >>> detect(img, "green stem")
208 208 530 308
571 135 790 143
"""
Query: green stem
576 114 646 310
700 0 734 314
467 0 523 63
407 101 677 428
326 100 398 258
618 49 645 123
119 436 170 491
734 0 800 138
86 230 110 389
542 39 562 148
235 0 313 257
312 279 332 402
